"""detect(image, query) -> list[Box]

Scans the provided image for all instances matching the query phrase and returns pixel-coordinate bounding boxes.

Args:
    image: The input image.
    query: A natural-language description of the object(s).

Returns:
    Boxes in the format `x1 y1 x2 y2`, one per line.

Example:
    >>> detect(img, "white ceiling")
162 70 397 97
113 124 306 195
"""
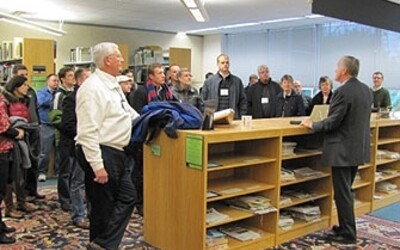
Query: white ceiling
0 0 337 35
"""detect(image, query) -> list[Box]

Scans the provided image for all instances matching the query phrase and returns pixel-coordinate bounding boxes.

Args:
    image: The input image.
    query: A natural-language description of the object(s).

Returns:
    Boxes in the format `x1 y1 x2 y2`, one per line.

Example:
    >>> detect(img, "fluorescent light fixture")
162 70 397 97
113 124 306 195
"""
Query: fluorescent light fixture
181 0 209 22
182 0 198 8
185 14 325 34
260 17 303 24
385 0 400 5
305 14 324 19
0 11 66 36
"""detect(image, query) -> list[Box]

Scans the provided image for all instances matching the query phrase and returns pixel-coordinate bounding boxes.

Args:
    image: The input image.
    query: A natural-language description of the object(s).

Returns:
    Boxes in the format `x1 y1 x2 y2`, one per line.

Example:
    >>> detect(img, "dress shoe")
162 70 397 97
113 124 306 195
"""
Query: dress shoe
331 225 342 234
86 241 106 250
1 222 16 233
5 209 23 219
327 234 357 245
73 219 89 229
0 233 16 244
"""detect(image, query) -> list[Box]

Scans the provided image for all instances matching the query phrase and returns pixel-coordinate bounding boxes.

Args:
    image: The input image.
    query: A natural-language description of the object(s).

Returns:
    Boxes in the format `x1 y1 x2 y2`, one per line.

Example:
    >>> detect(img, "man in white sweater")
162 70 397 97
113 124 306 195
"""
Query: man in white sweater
75 42 139 250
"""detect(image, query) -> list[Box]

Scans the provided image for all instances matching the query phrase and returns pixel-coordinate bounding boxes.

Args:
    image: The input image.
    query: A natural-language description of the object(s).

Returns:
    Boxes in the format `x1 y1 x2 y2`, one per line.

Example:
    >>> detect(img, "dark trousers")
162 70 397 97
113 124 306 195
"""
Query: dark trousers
77 145 135 249
25 159 38 196
0 152 10 228
132 143 143 209
57 139 74 205
25 129 40 196
331 166 358 240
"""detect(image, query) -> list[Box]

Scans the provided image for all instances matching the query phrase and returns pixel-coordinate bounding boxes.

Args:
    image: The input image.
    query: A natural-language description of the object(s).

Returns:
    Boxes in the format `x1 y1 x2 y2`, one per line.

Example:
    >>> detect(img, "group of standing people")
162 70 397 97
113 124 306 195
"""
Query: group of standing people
0 39 392 248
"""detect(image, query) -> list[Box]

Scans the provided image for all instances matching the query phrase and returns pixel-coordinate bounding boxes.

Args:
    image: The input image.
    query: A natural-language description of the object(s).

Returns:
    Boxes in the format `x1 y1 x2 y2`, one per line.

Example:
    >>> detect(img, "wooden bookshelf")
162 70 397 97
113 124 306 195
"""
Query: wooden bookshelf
143 117 400 249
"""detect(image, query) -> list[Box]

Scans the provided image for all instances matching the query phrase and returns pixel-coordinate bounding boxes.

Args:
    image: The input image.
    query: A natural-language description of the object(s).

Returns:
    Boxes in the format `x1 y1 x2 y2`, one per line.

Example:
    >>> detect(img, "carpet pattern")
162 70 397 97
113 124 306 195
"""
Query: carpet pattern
1 187 399 249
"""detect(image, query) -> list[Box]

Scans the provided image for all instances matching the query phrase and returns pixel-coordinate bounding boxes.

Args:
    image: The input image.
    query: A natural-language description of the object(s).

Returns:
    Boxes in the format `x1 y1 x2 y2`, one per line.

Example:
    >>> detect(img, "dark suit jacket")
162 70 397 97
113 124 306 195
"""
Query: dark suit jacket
313 77 372 167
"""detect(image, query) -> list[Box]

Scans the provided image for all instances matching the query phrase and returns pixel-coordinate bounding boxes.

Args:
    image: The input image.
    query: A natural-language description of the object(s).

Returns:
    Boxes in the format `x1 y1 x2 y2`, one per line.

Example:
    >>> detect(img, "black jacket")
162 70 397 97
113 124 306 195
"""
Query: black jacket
246 79 282 118
275 90 305 117
59 86 78 156
308 90 333 114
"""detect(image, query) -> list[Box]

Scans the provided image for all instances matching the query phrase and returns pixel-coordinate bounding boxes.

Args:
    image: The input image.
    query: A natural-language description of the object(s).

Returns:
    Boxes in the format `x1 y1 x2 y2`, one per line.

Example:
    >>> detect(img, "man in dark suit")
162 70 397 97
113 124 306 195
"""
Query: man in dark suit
301 55 372 245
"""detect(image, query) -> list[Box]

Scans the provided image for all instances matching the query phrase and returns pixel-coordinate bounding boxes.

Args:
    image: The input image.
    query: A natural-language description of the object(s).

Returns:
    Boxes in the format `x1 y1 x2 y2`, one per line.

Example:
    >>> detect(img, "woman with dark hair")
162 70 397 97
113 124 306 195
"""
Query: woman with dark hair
308 76 333 114
2 76 38 220
275 74 305 117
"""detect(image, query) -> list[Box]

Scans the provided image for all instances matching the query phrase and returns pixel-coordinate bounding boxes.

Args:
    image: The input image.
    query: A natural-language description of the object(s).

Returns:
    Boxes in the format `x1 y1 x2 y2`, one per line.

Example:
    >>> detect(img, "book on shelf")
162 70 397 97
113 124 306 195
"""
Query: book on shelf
207 191 220 198
206 229 228 249
206 208 229 225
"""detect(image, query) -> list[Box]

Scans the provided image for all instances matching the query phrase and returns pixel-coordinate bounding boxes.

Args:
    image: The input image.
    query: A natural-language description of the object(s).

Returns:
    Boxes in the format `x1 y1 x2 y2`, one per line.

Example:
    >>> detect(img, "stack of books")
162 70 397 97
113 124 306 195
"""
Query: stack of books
225 195 277 214
293 167 324 178
279 195 293 206
206 229 228 250
282 142 297 156
279 213 294 230
281 168 296 182
285 204 321 222
376 181 398 194
220 225 261 241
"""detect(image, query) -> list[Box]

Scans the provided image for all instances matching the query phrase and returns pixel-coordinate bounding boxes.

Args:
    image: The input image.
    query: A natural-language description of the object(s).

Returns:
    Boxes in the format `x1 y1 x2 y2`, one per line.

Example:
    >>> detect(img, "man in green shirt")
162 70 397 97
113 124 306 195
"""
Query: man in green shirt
371 71 391 110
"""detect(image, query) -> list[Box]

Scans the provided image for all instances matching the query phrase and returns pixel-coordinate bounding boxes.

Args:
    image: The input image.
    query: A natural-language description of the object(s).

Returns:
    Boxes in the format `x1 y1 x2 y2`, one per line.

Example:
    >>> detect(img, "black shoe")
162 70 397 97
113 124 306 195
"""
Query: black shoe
1 222 16 233
327 234 357 245
331 225 342 234
0 234 16 244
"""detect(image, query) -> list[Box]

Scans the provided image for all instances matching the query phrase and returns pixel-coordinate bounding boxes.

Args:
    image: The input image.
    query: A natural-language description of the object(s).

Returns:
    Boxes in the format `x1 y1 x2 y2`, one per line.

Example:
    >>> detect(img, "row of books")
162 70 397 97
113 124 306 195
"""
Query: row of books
0 38 23 61
69 47 93 62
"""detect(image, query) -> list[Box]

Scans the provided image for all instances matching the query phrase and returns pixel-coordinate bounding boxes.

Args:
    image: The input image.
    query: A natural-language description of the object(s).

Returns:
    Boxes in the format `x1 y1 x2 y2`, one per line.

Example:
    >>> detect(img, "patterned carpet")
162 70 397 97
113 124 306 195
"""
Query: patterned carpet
274 215 400 250
1 187 399 249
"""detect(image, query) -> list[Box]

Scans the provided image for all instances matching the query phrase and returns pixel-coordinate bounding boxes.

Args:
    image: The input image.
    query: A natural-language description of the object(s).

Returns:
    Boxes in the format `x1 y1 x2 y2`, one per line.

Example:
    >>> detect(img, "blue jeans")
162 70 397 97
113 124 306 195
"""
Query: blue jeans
70 158 86 223
38 124 59 175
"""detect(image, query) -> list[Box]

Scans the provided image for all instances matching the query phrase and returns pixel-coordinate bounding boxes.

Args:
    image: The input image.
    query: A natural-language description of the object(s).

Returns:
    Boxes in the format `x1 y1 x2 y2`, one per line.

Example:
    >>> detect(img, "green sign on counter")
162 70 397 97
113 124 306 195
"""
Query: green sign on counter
186 134 203 170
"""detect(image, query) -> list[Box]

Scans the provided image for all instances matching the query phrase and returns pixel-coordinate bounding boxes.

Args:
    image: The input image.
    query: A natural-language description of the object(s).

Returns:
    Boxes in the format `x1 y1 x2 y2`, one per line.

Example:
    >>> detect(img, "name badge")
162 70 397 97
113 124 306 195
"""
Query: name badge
261 97 269 104
220 89 229 96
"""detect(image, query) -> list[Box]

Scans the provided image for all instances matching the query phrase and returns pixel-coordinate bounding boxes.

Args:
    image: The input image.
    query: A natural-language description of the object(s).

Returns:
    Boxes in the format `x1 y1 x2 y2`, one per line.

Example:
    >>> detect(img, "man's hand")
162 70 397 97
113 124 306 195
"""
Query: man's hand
94 168 108 184
15 128 25 140
300 118 313 129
